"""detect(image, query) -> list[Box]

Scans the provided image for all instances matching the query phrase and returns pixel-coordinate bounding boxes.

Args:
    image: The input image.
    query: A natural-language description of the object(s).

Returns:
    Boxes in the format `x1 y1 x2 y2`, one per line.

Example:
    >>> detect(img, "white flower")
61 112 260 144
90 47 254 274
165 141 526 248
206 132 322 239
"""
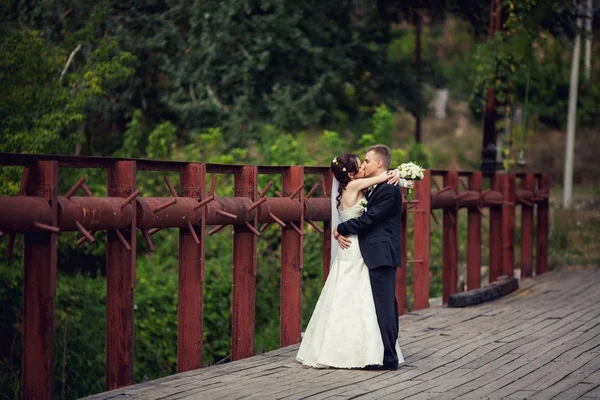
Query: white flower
397 162 425 181
342 167 346 171
332 157 338 164
358 199 368 215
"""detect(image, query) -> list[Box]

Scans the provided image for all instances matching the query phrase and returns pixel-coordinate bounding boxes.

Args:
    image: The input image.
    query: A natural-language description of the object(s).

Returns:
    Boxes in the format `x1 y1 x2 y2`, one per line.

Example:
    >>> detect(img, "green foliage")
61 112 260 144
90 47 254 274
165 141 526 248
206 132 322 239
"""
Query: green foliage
1 0 598 397
0 29 81 155
359 104 395 149
469 0 577 114
513 36 600 129
438 18 478 97
370 105 395 146
256 126 312 166
53 269 107 399
114 110 148 158
407 143 431 168
318 130 345 159
146 122 177 160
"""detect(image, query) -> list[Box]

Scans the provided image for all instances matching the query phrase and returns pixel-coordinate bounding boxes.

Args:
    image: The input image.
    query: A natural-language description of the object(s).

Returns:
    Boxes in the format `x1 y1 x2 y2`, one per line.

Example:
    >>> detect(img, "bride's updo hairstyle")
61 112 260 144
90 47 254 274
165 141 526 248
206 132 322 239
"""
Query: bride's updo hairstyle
330 154 360 210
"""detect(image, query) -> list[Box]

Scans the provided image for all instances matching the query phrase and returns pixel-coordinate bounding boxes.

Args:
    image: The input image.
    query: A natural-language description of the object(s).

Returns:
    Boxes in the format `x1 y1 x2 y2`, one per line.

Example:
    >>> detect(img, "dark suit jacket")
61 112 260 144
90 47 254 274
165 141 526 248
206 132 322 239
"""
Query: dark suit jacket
337 183 402 269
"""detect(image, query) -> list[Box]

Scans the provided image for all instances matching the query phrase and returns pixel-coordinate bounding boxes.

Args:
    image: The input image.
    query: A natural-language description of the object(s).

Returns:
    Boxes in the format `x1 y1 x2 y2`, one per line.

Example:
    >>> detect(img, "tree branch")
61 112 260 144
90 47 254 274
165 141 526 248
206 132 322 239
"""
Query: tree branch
189 81 198 107
205 83 229 112
237 43 251 60
59 44 81 84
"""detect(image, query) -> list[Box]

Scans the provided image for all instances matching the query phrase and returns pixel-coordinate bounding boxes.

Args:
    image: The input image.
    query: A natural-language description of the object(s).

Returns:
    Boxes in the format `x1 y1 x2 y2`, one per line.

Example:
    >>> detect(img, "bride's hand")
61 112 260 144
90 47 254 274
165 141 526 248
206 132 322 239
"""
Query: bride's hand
333 227 351 249
386 169 401 186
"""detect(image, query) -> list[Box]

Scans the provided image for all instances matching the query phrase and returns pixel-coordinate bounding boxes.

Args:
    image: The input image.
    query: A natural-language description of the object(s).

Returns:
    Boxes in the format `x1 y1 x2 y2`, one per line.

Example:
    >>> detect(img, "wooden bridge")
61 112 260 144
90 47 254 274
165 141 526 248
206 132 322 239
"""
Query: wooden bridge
0 153 557 399
85 267 600 400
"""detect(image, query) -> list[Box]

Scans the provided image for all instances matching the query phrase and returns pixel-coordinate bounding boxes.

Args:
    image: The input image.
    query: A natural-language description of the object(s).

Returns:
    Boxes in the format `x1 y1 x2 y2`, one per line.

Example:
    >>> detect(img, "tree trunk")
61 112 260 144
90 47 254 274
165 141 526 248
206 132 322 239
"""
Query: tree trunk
414 9 422 144
481 0 503 172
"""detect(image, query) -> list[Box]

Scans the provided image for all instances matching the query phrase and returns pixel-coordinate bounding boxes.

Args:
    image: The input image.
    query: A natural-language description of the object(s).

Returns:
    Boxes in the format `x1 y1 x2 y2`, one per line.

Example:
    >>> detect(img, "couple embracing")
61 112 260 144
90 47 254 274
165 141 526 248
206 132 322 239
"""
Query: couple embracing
296 144 411 371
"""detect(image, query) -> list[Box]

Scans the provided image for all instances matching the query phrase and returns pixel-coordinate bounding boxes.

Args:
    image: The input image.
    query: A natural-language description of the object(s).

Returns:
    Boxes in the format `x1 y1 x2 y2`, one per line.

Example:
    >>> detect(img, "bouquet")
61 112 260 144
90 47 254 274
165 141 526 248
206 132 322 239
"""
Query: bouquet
397 161 425 201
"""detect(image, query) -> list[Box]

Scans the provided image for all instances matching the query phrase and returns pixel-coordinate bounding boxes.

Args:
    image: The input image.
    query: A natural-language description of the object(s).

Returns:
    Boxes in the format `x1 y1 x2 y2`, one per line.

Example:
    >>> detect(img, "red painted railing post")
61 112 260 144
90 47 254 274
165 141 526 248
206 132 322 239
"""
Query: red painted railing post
412 170 431 310
467 172 482 290
22 161 58 400
322 171 333 284
520 173 536 278
502 173 516 277
232 166 258 360
106 161 136 390
178 163 205 371
536 174 550 275
281 166 304 347
396 190 408 315
489 173 503 283
442 170 459 305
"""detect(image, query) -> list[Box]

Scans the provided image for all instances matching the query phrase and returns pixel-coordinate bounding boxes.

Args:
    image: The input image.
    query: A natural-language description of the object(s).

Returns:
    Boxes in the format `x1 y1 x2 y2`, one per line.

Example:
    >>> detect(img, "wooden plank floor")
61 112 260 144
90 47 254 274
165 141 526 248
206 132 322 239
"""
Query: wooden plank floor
85 267 600 400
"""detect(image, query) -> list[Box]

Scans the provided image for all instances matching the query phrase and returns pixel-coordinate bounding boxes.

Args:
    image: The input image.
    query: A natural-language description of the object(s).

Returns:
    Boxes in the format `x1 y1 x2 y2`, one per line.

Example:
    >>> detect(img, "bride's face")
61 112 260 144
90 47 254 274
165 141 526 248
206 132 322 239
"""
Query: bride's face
351 159 365 180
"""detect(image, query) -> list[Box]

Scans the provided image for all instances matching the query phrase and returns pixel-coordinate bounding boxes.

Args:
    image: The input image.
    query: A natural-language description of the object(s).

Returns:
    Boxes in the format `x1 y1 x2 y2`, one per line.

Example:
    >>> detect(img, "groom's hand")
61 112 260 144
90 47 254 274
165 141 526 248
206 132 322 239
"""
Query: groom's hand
333 227 351 249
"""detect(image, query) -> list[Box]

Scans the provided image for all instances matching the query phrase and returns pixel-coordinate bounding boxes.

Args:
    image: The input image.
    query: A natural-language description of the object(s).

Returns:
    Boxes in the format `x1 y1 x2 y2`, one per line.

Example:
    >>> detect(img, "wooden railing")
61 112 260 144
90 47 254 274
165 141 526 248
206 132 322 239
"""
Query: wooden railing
0 153 550 399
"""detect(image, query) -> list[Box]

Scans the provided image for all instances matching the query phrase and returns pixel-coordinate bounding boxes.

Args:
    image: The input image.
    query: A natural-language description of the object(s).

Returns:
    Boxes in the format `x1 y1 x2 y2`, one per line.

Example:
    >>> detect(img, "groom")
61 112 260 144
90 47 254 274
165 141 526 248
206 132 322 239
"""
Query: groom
333 144 403 370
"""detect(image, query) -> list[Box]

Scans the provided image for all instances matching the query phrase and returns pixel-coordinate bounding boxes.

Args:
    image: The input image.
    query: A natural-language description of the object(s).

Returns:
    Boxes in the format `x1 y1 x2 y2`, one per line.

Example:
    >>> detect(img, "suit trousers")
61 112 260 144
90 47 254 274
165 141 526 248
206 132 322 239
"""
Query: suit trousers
368 265 399 367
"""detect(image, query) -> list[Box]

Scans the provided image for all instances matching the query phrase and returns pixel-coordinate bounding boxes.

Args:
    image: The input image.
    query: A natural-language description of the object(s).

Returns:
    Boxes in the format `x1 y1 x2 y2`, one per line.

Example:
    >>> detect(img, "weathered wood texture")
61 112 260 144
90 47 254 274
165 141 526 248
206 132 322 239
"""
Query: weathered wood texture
84 267 600 400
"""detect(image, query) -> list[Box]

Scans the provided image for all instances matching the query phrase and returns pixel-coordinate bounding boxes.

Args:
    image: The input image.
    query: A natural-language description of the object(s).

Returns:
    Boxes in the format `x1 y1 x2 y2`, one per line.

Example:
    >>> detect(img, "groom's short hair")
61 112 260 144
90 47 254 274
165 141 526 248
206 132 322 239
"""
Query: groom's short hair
367 144 391 169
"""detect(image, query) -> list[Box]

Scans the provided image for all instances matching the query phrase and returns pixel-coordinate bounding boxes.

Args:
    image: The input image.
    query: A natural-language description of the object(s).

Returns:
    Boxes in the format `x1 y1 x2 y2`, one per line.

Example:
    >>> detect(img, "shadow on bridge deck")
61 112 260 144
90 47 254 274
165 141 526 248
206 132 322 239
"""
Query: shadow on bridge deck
85 267 600 400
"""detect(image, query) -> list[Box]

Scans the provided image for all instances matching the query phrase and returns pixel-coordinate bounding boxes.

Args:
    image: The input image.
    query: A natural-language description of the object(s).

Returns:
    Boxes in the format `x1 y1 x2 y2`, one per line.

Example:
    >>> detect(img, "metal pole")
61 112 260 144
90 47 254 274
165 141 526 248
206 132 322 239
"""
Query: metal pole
563 3 582 209
22 161 58 400
280 167 304 347
442 170 458 304
232 166 258 360
106 161 136 391
178 163 206 371
584 0 592 81
520 173 536 278
501 174 516 278
489 173 503 283
412 170 431 310
467 172 482 290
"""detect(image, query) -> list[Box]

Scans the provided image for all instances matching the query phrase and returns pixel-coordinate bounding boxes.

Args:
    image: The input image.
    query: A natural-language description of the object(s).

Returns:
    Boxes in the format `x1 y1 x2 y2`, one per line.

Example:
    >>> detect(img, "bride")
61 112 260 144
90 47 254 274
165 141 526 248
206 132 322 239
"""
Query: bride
296 153 405 369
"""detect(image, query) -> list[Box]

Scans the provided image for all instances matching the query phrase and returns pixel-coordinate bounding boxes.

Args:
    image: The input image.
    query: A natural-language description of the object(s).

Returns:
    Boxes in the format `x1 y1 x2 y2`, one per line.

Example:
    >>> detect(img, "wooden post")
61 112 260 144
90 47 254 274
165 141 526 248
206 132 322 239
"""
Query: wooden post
396 189 408 315
442 170 459 305
106 161 136 390
280 166 304 347
322 171 333 284
412 170 431 310
488 173 503 283
467 172 482 290
520 173 536 278
22 161 58 400
232 166 258 361
502 173 516 278
536 174 550 275
178 163 206 371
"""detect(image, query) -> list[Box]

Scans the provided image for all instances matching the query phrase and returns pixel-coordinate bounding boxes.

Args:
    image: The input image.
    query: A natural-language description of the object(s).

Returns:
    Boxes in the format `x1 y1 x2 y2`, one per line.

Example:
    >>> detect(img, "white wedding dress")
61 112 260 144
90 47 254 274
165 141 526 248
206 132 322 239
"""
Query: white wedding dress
296 200 404 369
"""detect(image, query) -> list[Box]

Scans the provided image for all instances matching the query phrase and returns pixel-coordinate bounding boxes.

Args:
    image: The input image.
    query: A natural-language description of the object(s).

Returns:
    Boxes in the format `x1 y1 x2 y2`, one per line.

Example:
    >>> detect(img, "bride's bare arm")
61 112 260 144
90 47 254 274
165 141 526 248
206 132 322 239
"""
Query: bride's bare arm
346 173 392 193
